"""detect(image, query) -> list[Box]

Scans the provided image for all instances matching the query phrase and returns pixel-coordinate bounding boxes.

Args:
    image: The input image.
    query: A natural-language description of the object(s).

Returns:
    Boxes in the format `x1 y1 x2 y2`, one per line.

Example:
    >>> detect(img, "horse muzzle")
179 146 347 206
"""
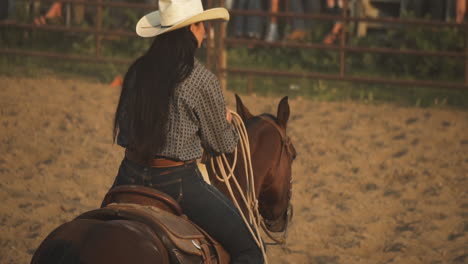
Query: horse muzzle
264 203 293 233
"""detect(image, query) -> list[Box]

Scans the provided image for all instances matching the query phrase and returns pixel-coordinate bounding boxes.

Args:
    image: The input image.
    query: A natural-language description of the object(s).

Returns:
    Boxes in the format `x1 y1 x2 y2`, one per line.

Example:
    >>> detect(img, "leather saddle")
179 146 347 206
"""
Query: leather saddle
78 185 230 264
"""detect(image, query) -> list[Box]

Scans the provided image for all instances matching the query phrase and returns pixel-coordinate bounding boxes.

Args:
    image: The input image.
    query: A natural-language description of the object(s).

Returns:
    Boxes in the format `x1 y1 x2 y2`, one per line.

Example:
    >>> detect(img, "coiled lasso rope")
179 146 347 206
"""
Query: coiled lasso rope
205 111 269 264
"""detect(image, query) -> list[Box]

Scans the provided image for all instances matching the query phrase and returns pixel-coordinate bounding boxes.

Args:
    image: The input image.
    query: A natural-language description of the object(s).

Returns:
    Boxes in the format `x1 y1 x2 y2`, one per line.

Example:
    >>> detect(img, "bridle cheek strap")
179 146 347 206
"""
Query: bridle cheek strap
258 115 294 160
258 115 294 244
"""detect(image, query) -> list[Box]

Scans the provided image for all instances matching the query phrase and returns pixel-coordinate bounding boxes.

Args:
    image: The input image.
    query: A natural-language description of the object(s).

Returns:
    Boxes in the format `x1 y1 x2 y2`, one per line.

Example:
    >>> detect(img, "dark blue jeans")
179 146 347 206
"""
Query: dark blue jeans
111 157 264 264
233 0 264 37
290 0 321 31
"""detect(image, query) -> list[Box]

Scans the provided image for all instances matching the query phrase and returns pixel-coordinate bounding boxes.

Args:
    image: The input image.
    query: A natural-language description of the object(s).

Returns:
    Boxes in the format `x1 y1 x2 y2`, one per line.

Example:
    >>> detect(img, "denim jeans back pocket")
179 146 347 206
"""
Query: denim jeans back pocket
148 174 184 202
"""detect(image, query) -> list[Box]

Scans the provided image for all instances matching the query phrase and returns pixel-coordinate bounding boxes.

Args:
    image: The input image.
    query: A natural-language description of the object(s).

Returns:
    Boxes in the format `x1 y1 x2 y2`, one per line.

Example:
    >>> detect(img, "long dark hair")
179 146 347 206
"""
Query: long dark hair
113 26 198 160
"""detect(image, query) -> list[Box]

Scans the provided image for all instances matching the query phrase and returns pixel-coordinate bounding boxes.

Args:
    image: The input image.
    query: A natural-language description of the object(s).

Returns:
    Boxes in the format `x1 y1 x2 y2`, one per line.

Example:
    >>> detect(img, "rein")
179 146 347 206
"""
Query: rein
257 115 294 246
206 112 293 263
259 115 294 162
208 112 268 263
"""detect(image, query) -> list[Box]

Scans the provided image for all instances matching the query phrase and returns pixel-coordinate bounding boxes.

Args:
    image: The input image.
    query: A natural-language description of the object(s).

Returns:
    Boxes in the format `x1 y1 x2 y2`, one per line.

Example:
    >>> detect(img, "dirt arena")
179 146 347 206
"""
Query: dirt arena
1 75 467 264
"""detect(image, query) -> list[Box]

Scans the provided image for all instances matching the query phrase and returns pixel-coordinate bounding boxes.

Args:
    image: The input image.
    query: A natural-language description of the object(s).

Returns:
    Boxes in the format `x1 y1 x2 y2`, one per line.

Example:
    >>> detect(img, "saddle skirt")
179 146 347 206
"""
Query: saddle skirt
79 185 230 264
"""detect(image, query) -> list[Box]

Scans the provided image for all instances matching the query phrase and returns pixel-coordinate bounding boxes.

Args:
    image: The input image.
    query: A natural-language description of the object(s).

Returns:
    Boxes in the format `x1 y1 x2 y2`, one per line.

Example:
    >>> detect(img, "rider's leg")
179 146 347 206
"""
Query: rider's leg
109 159 263 263
181 168 264 264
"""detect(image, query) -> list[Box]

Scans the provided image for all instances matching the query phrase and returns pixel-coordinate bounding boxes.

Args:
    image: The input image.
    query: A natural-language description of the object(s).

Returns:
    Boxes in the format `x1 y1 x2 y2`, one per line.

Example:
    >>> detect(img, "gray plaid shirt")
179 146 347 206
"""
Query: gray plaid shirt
117 59 239 161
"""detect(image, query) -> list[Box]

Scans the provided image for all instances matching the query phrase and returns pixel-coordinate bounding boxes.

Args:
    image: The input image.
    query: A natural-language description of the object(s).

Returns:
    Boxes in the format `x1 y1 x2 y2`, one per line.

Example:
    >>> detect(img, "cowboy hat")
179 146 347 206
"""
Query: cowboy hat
136 0 230 38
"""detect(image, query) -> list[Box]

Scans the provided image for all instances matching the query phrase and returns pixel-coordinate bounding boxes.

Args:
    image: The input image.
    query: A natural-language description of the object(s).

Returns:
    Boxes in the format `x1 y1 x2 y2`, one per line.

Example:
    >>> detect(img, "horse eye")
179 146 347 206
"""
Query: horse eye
292 147 297 160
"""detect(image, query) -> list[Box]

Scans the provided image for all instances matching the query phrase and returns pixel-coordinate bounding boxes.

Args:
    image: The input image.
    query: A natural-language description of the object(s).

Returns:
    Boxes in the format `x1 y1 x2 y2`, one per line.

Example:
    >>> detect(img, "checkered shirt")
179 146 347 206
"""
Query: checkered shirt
117 59 239 161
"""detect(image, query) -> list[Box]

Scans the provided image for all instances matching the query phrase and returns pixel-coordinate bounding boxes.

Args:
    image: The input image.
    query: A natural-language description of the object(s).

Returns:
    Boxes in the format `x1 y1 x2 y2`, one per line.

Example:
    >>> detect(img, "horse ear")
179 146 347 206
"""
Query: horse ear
235 94 254 122
277 96 290 129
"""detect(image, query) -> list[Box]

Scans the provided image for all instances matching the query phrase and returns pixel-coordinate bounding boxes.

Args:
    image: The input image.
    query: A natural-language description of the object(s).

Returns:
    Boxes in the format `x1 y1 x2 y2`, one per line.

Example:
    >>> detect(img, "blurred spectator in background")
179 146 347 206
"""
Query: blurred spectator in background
232 0 264 39
404 0 446 21
285 0 315 41
265 0 321 42
264 0 279 42
457 0 466 23
33 0 88 26
9 0 15 20
107 0 159 31
34 2 62 25
1 0 9 20
323 0 343 44
1 0 16 21
224 0 233 9
33 0 155 27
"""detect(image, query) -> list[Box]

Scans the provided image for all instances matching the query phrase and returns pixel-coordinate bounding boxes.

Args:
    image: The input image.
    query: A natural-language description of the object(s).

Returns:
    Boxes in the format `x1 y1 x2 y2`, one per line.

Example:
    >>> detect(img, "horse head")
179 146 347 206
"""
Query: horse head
234 94 296 233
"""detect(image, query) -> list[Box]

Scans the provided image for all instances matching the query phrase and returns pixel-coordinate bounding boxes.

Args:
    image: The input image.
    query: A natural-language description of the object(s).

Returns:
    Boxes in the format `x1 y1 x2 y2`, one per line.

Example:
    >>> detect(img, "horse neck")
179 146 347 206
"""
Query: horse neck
238 117 282 197
209 116 288 219
242 116 291 221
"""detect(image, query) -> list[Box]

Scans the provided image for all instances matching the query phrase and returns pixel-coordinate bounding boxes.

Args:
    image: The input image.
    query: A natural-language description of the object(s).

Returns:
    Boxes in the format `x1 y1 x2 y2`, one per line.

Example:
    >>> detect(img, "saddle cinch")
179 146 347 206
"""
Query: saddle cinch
76 185 230 264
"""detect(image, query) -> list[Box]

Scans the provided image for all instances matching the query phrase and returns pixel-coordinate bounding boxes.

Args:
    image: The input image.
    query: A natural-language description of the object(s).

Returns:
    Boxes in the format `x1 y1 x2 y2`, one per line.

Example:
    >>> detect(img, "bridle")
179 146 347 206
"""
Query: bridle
258 115 295 245
258 115 295 162
208 112 295 262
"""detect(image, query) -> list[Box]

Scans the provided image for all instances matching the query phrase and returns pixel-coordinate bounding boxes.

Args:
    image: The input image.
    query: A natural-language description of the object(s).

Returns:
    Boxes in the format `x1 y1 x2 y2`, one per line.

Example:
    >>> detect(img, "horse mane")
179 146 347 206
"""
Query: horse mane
245 114 277 130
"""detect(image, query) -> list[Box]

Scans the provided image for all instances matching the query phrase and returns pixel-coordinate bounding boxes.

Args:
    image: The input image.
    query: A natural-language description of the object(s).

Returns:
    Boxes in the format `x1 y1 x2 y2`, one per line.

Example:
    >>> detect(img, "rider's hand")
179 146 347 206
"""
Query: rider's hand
226 107 232 124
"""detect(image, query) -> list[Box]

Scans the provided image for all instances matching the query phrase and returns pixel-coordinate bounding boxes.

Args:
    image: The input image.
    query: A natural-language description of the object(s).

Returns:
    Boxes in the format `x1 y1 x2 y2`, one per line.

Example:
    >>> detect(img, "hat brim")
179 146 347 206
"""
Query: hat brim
136 8 229 38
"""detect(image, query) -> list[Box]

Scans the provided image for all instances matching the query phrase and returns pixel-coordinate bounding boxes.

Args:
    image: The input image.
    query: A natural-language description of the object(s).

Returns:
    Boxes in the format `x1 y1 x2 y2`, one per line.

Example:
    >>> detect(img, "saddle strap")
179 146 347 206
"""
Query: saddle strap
191 222 230 264
200 243 212 264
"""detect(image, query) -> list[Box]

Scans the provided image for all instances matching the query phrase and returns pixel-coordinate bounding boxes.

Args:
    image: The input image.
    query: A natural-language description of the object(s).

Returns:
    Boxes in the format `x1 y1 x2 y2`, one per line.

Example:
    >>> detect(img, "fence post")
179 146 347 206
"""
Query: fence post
340 0 348 77
206 22 215 71
465 24 468 86
217 0 227 91
96 0 103 58
206 0 214 71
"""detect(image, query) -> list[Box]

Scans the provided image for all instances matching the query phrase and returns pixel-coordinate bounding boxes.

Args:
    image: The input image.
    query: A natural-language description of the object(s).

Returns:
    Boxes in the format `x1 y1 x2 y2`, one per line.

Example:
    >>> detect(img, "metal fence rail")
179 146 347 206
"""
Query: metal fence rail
0 0 152 65
217 0 468 89
0 0 467 89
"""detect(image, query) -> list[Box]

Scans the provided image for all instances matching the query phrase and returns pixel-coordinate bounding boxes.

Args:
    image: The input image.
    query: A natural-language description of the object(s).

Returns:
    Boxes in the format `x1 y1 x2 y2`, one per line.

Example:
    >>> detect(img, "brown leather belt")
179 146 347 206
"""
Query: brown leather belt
125 150 195 168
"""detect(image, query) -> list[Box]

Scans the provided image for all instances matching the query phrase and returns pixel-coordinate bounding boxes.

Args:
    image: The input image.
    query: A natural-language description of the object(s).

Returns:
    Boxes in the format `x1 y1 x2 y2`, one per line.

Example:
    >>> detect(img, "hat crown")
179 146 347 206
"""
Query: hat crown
159 0 204 26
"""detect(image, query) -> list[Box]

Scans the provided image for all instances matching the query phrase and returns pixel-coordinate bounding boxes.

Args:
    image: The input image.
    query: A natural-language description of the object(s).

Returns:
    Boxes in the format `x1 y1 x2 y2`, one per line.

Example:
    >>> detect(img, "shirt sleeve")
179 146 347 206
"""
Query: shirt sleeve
194 78 239 155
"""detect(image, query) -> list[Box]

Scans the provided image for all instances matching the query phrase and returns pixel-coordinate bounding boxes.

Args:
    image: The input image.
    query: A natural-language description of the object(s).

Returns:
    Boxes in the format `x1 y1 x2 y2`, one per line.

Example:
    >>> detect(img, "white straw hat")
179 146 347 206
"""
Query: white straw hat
136 0 230 38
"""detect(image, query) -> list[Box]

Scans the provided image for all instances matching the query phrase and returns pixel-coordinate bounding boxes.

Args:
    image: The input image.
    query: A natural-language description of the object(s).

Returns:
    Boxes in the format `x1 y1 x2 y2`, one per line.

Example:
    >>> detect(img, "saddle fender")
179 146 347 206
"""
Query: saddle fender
77 203 230 264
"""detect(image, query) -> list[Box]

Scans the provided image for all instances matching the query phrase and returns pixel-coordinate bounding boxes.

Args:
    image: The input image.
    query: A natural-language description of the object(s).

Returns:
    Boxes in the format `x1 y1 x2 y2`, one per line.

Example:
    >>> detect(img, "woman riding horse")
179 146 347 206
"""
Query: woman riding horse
109 0 263 263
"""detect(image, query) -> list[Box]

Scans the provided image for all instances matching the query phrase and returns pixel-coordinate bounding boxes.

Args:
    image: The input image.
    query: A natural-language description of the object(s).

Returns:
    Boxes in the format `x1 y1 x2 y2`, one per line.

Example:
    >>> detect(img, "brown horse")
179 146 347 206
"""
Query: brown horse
31 95 296 264
207 95 296 233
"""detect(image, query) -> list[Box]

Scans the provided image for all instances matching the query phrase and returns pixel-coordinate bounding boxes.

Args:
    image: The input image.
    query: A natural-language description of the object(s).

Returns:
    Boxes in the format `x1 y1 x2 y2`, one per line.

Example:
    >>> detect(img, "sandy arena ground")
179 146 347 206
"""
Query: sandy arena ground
0 75 467 264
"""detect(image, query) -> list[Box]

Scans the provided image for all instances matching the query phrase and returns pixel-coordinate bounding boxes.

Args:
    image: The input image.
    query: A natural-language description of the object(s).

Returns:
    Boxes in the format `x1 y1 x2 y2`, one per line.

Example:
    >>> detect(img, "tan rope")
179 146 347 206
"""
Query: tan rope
207 111 268 264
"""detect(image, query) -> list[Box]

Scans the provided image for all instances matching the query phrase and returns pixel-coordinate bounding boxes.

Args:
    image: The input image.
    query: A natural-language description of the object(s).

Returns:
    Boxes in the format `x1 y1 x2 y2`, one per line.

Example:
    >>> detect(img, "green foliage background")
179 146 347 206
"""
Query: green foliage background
1 4 467 109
